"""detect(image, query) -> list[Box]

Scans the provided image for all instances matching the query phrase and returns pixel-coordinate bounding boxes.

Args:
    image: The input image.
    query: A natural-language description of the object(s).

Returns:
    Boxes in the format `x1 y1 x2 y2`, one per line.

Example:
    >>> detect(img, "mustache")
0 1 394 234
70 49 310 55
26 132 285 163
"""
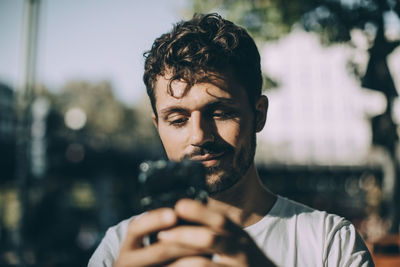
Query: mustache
184 142 234 159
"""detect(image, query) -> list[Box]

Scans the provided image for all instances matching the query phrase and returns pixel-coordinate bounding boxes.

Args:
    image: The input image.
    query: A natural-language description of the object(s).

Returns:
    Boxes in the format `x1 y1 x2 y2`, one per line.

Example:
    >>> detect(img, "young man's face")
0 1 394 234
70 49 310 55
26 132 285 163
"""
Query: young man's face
152 73 267 194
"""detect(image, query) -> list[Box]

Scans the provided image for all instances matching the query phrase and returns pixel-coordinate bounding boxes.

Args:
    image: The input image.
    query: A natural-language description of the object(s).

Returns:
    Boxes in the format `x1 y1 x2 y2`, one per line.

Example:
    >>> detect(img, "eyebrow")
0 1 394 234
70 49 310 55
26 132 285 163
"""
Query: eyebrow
159 98 238 118
204 99 237 111
159 107 189 119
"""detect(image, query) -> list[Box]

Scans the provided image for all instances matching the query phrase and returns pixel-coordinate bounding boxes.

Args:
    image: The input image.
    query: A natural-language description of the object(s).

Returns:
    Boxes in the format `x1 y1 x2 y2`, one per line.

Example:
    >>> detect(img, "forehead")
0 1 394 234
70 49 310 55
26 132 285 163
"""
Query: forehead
153 73 248 110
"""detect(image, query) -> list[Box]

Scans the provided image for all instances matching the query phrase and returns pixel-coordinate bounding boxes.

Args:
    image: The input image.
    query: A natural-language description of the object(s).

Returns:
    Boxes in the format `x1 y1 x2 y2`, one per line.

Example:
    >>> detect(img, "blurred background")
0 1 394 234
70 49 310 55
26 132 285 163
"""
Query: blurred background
0 0 400 266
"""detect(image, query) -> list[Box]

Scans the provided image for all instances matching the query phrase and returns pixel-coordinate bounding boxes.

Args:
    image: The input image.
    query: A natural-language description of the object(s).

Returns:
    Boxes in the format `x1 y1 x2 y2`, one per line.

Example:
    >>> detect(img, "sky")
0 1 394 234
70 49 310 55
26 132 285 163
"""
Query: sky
0 0 189 105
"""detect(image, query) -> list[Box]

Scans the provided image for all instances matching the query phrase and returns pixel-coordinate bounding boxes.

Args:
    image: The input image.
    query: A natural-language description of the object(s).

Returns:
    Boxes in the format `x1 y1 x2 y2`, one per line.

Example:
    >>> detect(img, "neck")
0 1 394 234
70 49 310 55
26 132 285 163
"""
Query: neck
207 163 276 228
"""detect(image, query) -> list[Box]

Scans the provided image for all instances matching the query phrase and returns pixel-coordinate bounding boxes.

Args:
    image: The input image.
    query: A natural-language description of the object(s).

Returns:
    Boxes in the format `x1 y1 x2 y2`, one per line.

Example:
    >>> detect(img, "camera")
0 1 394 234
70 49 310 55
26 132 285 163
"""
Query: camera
137 159 208 245
138 159 208 211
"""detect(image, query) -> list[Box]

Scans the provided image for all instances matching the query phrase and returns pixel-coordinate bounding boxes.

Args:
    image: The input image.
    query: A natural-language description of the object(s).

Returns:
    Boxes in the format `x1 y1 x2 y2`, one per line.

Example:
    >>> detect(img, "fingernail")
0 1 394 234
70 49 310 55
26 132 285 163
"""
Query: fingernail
162 210 175 223
175 199 190 212
157 230 173 240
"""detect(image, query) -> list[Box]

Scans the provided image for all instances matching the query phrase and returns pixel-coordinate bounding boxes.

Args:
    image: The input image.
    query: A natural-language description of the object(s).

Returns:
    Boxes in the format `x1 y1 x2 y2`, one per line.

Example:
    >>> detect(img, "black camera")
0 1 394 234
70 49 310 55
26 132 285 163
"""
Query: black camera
138 159 208 211
137 159 208 245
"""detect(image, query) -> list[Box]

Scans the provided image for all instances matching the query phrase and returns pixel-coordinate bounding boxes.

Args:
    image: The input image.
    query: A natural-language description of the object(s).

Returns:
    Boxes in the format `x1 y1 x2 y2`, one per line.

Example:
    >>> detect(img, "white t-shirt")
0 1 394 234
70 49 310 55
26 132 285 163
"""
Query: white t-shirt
88 196 374 266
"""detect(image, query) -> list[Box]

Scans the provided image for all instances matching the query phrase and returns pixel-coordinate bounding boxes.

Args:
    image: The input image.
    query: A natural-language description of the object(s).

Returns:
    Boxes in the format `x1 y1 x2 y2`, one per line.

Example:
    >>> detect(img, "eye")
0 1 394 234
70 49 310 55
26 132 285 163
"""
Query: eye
212 110 237 120
168 117 188 127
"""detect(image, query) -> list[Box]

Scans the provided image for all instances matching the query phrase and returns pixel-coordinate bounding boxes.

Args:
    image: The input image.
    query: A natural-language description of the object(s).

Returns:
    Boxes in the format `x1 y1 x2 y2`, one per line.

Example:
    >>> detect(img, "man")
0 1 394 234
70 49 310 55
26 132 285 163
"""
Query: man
89 13 374 266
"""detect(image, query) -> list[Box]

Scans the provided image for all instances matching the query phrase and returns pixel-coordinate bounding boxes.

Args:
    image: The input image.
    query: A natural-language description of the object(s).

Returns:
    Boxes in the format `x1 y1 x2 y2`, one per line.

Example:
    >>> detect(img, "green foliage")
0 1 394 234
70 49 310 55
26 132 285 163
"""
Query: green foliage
190 0 300 41
189 0 400 44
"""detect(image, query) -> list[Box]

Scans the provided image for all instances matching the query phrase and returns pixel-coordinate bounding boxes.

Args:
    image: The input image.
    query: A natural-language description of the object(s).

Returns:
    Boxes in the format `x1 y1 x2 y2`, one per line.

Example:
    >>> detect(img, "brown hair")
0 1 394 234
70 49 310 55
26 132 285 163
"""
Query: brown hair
143 13 262 116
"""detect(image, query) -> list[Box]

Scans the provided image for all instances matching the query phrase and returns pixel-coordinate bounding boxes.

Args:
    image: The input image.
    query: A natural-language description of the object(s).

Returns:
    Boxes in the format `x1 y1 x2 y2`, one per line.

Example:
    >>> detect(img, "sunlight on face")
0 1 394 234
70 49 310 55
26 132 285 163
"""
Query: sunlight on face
153 74 258 194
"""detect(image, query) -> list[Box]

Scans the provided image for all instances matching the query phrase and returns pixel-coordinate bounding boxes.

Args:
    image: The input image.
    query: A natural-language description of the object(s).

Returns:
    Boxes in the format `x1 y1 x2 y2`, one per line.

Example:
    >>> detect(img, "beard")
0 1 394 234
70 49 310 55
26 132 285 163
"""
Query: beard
184 132 257 195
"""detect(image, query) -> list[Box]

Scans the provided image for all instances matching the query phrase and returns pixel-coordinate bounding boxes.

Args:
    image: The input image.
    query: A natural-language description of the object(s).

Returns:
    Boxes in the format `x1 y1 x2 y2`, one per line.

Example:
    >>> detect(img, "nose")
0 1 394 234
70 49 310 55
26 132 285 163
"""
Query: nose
189 111 214 146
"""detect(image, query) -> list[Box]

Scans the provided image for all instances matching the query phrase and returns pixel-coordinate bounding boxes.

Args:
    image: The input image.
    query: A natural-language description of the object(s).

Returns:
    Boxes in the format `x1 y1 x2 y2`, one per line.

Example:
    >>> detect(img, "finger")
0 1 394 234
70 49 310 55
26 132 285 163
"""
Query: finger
120 208 177 251
166 256 228 267
116 243 207 267
175 199 240 234
158 225 219 249
157 225 240 255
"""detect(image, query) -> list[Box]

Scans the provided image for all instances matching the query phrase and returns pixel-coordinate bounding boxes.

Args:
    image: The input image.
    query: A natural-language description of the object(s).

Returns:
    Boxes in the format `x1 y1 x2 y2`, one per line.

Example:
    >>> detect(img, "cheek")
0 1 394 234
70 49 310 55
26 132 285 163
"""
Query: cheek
216 116 254 149
158 125 187 160
215 121 241 146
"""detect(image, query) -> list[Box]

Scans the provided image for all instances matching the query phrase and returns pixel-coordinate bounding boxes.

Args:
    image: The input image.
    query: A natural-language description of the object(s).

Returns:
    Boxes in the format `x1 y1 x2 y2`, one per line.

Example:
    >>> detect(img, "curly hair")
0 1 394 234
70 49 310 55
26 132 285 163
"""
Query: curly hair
143 13 262 116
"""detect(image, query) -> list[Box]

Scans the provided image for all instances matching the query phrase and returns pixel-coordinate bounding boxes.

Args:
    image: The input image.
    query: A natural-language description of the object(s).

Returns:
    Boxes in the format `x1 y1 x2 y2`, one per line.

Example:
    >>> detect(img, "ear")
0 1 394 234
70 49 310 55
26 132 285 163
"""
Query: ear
152 113 158 128
254 95 268 132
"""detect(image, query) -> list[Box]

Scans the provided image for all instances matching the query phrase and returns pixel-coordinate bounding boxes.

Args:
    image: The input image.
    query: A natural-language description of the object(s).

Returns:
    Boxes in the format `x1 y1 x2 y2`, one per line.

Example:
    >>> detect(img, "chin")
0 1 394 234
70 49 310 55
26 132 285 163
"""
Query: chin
205 171 241 195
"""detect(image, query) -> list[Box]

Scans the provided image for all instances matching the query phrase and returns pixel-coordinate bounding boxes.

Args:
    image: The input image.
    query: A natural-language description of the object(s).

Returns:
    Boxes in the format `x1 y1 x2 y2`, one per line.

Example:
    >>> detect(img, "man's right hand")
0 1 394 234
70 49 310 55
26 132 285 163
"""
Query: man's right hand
113 208 206 267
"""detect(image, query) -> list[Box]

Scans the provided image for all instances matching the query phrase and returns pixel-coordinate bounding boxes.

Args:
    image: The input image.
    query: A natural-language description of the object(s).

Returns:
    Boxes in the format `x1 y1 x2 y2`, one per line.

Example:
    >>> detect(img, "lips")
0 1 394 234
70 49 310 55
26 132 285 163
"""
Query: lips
190 152 225 166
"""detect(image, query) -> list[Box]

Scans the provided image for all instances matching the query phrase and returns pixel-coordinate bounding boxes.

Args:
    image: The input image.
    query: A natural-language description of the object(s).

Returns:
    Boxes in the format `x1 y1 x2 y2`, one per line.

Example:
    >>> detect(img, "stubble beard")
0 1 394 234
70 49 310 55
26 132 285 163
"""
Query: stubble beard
205 132 256 195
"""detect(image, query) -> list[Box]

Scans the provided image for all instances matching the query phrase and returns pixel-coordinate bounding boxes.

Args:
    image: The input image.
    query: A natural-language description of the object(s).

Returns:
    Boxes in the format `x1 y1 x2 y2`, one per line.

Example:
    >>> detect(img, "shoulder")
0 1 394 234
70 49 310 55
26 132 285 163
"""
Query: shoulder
272 196 360 245
268 195 344 228
279 196 374 266
250 196 373 266
247 195 347 245
88 216 136 267
322 216 374 266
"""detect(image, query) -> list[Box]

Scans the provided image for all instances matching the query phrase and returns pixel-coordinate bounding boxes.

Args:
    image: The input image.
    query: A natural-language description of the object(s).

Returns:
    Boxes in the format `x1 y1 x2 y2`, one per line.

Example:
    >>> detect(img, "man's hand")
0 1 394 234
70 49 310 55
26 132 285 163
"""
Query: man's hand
114 200 276 267
157 199 276 267
114 207 207 267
